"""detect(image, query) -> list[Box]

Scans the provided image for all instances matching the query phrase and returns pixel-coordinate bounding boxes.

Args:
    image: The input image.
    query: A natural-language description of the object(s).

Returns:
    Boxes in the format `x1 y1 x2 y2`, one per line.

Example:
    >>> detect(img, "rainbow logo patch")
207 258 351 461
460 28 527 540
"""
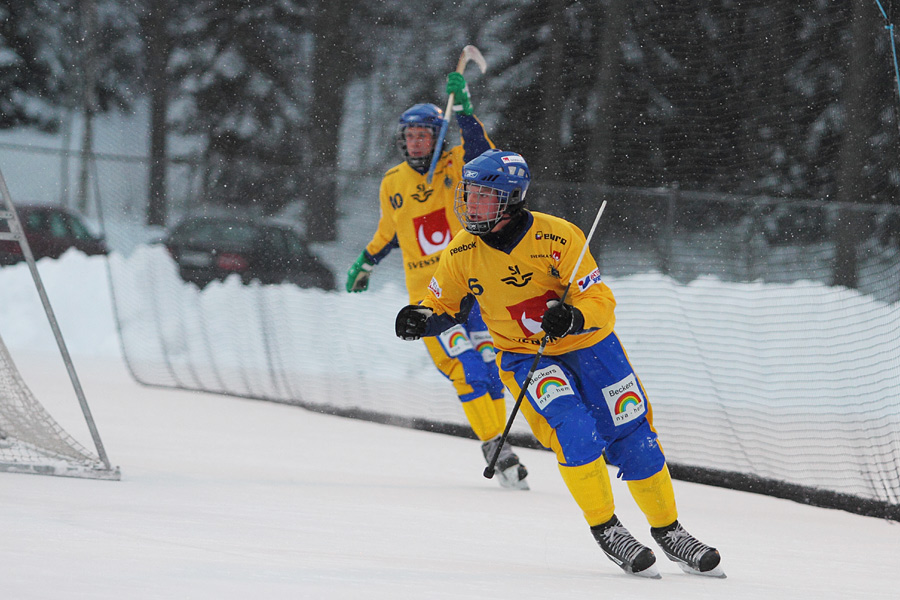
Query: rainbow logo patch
602 373 646 425
448 331 468 348
469 331 496 362
475 340 494 354
527 366 573 410
615 391 643 414
438 325 473 357
537 376 567 398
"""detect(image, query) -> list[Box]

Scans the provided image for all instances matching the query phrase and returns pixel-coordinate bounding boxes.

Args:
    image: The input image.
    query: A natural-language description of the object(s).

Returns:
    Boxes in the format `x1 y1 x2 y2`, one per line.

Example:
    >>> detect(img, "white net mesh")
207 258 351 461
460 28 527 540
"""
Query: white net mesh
0 332 114 478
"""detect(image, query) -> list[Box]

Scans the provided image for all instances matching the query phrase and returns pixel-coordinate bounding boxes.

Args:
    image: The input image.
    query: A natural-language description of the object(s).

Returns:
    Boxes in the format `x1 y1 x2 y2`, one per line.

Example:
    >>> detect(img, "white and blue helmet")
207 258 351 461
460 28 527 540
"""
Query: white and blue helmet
397 103 445 170
454 149 531 235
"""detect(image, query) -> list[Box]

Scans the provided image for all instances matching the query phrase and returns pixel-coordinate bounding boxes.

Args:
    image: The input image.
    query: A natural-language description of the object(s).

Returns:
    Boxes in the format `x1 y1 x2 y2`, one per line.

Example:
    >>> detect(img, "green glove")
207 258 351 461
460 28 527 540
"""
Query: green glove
446 72 473 116
346 251 375 292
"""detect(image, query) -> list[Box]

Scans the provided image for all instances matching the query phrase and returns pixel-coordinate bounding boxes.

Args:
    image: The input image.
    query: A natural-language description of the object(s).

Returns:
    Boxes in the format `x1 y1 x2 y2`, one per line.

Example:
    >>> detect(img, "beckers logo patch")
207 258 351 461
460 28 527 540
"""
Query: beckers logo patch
506 291 558 337
438 325 473 357
468 330 496 362
413 209 452 256
602 373 646 426
527 365 574 410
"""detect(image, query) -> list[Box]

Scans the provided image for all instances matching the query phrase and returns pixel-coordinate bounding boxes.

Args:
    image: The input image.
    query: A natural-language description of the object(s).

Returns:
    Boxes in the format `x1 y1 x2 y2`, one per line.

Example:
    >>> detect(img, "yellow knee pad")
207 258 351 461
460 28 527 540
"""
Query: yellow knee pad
626 464 678 528
558 456 616 527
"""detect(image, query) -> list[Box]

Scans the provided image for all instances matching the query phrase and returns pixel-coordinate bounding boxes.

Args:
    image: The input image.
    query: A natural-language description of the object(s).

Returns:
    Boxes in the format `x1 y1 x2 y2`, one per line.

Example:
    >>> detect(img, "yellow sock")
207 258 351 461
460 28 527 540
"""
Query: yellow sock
492 397 507 429
626 465 678 528
558 457 616 527
462 393 504 441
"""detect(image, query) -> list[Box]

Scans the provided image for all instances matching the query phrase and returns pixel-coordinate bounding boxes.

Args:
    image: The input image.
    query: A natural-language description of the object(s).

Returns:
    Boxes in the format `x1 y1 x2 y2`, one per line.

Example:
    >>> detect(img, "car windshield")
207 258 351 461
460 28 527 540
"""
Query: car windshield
284 231 313 259
176 221 258 245
67 215 96 241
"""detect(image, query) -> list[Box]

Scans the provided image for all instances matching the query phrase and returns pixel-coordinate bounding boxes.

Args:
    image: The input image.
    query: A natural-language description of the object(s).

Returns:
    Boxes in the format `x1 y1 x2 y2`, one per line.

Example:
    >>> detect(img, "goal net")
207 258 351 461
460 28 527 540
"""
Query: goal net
0 328 117 479
0 175 119 481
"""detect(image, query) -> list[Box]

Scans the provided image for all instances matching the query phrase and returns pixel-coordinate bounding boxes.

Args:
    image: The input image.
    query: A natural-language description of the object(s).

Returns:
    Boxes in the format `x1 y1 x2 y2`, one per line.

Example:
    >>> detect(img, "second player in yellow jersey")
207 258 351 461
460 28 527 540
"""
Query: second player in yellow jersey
345 74 528 489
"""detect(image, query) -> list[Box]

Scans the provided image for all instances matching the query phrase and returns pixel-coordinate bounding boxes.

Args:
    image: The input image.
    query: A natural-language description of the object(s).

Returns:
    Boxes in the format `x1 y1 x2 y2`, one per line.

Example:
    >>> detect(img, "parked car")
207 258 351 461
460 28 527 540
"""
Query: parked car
163 216 336 291
0 204 108 266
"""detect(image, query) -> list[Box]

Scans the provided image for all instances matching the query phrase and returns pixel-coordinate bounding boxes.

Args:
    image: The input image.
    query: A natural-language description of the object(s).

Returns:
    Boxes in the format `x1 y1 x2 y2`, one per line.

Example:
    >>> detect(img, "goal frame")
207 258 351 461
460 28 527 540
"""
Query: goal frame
0 167 119 480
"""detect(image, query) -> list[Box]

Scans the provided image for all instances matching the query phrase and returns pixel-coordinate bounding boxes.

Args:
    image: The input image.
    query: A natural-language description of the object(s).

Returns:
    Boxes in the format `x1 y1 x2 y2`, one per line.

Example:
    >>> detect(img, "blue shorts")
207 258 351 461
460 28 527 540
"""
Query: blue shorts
500 332 665 480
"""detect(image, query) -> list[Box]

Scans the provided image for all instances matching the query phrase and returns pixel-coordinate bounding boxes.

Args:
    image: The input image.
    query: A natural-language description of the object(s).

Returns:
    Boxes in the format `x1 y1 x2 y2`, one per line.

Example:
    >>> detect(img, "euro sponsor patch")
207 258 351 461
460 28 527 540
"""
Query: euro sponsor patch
527 365 574 410
602 373 646 426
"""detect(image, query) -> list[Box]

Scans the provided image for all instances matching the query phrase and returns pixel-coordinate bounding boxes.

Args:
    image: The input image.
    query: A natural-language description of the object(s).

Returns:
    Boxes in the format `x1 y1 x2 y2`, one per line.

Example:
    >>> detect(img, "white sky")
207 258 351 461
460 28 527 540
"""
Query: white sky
0 253 899 600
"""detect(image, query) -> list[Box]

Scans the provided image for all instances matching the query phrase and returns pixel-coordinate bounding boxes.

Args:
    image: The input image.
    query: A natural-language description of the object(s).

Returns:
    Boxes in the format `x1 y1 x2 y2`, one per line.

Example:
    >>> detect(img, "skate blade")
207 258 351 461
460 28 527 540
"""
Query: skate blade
632 564 662 579
676 563 727 578
496 465 529 490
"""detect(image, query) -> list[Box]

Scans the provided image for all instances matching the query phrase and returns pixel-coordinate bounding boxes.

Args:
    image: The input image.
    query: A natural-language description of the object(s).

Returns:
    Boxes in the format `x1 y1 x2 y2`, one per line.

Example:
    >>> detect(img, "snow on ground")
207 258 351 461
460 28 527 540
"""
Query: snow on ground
0 254 898 599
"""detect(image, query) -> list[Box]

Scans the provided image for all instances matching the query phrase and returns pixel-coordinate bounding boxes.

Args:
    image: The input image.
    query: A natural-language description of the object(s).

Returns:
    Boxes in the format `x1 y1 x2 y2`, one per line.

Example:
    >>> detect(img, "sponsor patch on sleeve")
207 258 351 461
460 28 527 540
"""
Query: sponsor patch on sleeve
428 277 442 298
577 268 603 292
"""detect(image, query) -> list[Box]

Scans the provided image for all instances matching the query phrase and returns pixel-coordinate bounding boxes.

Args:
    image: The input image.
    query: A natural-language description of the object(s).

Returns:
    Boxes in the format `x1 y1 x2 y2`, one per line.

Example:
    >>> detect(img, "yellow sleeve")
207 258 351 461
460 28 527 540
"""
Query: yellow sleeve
364 172 399 259
420 248 465 318
556 222 617 332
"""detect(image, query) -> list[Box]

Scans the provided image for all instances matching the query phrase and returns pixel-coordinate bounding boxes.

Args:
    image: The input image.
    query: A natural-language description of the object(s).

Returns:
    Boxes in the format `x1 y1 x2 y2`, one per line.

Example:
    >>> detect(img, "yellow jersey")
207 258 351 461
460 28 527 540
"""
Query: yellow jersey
421 211 616 356
364 116 492 303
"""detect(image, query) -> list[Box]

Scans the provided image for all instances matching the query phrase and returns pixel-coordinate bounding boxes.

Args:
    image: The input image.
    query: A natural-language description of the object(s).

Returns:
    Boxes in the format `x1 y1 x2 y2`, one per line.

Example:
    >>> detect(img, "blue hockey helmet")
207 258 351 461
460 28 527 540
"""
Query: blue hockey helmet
397 103 446 171
454 149 531 235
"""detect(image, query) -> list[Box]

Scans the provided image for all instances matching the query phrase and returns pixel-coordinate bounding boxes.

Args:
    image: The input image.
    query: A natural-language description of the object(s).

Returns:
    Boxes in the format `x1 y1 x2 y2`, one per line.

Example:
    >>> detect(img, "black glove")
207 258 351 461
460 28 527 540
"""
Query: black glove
395 305 434 341
541 300 584 338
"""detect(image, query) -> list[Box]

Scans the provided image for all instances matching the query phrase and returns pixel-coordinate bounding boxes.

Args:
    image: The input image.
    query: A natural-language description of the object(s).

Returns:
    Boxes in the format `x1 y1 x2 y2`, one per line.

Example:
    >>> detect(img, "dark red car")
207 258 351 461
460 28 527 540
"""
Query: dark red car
0 204 108 266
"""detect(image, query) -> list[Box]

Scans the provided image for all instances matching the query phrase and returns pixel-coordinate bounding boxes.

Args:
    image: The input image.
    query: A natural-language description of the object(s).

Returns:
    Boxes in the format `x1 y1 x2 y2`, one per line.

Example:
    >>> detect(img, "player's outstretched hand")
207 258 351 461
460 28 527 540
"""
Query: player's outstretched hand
541 300 584 338
396 305 434 341
446 72 473 115
346 252 375 293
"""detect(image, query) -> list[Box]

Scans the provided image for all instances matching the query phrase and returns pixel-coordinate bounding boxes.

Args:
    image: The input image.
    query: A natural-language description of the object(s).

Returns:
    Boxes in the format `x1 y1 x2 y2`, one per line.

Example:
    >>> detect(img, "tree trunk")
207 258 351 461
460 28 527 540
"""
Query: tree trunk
537 0 568 219
77 0 97 215
833 1 877 288
145 0 171 227
589 0 626 185
305 0 354 242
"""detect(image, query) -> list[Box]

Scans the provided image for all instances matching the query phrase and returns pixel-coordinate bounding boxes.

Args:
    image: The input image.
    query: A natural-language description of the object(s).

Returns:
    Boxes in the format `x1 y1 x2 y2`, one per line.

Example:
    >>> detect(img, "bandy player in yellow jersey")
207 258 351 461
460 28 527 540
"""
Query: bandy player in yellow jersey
395 149 724 579
345 74 528 490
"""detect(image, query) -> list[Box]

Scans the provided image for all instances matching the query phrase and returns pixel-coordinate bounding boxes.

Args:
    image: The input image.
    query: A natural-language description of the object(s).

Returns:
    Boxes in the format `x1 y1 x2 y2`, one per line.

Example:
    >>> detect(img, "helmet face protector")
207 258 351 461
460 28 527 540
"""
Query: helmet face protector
397 103 445 171
454 150 531 235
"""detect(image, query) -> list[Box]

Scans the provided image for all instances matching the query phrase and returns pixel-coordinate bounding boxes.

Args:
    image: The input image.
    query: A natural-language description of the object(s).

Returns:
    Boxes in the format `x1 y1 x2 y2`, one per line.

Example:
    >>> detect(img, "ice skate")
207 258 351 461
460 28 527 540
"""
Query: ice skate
650 520 725 578
481 436 529 490
590 515 660 578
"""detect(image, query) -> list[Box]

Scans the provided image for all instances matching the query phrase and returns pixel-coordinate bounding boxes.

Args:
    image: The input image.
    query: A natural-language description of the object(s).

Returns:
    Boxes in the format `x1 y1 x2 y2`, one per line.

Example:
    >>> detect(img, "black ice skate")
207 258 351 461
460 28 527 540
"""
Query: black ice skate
590 515 660 578
650 520 726 578
481 436 529 490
